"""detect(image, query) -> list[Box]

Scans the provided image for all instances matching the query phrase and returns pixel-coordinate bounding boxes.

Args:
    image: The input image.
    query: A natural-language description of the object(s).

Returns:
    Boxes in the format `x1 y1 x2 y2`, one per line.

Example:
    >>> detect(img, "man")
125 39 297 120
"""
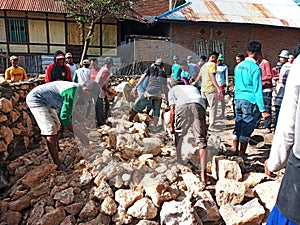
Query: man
65 52 77 77
129 58 168 132
257 53 273 133
192 51 222 132
45 50 72 82
187 55 200 80
216 54 229 118
274 50 292 129
265 45 300 225
95 57 114 127
26 81 99 171
171 55 181 79
90 58 100 81
232 41 269 159
73 59 91 85
5 55 27 82
168 79 207 183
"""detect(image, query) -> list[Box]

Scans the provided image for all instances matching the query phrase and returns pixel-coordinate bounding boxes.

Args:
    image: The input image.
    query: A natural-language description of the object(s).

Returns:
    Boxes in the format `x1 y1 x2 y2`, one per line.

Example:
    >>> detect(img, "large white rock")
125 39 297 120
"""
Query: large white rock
93 179 114 200
100 196 117 215
53 187 74 205
144 182 177 207
127 197 157 220
181 172 205 195
254 180 281 210
115 189 143 209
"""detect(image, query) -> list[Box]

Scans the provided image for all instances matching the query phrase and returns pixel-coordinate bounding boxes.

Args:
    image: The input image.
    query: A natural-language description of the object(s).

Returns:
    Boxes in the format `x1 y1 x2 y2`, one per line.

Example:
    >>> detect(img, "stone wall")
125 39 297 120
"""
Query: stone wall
0 80 44 189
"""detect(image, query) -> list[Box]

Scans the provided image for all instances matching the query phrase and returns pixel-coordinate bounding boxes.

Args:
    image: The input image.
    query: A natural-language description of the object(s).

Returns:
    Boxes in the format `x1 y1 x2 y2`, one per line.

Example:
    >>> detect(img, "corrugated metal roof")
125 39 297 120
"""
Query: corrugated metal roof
157 0 300 28
0 0 68 14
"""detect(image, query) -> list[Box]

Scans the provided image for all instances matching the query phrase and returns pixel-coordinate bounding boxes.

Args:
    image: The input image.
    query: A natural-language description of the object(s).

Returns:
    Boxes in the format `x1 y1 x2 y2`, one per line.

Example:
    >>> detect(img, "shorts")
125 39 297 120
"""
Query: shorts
133 94 162 118
29 107 61 135
232 99 261 142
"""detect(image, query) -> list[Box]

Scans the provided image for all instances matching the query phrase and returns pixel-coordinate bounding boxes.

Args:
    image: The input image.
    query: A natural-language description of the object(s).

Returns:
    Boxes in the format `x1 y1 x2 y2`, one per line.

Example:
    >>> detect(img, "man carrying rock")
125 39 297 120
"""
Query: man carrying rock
26 81 99 171
168 79 208 184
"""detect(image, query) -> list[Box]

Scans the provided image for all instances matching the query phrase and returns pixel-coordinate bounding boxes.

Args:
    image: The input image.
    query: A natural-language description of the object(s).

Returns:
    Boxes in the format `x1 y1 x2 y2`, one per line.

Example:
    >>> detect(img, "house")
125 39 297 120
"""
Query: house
0 0 119 73
152 0 300 73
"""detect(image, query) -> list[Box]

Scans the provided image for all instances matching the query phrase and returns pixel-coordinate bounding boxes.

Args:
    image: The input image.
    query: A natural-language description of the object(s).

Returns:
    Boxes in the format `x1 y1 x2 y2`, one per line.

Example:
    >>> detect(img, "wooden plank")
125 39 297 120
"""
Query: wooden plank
47 13 65 20
102 48 117 56
50 46 65 54
102 24 117 47
27 12 46 19
6 11 26 17
68 23 82 45
49 21 65 44
9 44 28 53
102 18 117 24
87 47 100 56
88 24 100 46
0 19 6 42
29 45 48 53
28 20 47 43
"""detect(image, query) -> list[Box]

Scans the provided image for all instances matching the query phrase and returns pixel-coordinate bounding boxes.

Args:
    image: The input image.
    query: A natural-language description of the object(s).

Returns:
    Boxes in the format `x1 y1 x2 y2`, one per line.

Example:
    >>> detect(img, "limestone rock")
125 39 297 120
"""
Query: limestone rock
65 202 84 216
54 187 74 205
94 161 124 184
0 114 8 122
20 164 57 188
9 194 31 211
215 179 245 206
93 179 114 200
181 172 205 195
127 197 157 220
136 220 159 225
112 209 133 224
243 172 268 188
194 191 221 222
0 98 13 113
0 126 13 145
100 196 117 215
79 169 93 186
160 199 197 225
219 198 265 225
60 215 75 225
142 138 162 155
27 199 45 225
144 182 177 207
5 211 22 225
79 200 98 219
39 206 66 225
86 213 111 224
254 180 281 210
218 159 242 181
10 110 20 123
115 189 143 209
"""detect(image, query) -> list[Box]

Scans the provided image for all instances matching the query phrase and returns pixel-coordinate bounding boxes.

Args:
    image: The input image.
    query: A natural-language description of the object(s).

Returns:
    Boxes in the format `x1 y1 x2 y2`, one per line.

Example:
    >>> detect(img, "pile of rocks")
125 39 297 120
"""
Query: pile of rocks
0 83 283 225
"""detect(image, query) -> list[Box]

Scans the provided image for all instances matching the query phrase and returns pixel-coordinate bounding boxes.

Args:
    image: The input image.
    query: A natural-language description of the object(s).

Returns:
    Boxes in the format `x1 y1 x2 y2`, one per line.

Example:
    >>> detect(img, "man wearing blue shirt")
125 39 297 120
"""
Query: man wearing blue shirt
233 41 270 159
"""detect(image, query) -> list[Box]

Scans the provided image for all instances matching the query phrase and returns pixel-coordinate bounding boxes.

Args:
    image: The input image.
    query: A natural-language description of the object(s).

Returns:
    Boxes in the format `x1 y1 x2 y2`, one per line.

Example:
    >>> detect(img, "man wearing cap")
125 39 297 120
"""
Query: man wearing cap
168 79 208 184
26 80 98 171
73 59 91 86
5 55 28 83
216 54 229 118
95 57 114 126
65 52 77 77
274 50 292 129
45 50 72 82
129 58 168 132
171 55 181 79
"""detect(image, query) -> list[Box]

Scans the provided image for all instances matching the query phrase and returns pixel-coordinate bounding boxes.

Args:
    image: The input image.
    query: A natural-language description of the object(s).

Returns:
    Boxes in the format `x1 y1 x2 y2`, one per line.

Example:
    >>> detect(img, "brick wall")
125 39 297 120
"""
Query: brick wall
170 23 300 76
135 0 173 16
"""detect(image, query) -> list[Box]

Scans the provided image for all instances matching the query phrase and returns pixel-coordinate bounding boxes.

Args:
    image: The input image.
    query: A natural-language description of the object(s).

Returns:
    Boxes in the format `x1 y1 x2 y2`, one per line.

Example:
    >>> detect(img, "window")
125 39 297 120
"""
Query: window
8 19 27 43
195 39 225 57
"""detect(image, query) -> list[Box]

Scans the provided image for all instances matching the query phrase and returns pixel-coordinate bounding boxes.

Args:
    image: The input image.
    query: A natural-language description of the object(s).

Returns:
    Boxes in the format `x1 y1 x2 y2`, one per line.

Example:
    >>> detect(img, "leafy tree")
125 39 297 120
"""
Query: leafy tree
56 0 145 65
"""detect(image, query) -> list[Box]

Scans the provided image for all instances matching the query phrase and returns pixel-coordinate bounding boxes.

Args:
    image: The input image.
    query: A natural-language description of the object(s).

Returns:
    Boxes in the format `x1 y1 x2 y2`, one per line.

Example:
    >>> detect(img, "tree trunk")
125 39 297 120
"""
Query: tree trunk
80 21 95 66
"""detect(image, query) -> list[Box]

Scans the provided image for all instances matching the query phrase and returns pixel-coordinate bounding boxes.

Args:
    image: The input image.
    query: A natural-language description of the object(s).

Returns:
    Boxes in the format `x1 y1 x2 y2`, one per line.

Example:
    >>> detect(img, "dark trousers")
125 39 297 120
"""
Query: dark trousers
95 96 109 126
263 91 272 129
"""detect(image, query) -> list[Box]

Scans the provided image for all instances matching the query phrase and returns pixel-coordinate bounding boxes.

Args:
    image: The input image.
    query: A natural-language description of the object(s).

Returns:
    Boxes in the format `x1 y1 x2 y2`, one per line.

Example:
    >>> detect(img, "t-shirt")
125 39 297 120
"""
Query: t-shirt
90 68 99 81
66 63 77 78
26 81 80 126
168 85 206 109
74 67 91 86
95 66 110 98
144 65 167 98
199 61 217 92
216 63 229 87
5 66 27 82
171 64 181 79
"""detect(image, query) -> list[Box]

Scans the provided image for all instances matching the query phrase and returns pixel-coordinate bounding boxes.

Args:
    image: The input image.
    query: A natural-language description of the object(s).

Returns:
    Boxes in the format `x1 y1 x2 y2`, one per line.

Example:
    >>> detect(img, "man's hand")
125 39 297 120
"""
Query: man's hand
264 159 276 177
261 111 270 119
169 126 174 134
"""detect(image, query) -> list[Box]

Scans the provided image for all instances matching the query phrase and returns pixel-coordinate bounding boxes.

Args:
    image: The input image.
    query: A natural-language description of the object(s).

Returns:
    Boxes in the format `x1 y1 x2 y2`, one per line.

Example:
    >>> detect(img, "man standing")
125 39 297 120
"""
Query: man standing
90 58 100 81
73 59 91 85
257 54 273 133
265 45 300 225
95 57 114 126
168 79 207 184
232 41 269 159
171 55 181 79
129 58 168 132
26 81 97 171
5 55 27 83
65 52 77 77
45 50 72 82
192 51 221 132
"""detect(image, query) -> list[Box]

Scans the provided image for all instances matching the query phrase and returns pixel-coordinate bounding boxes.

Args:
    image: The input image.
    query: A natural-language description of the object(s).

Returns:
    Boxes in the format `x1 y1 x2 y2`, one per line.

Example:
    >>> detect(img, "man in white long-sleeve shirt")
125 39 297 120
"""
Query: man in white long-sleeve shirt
265 45 300 225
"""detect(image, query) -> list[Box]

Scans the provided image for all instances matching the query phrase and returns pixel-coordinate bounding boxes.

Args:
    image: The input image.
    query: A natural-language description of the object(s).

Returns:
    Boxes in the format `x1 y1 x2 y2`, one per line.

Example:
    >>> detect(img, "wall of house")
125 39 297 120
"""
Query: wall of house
170 23 300 77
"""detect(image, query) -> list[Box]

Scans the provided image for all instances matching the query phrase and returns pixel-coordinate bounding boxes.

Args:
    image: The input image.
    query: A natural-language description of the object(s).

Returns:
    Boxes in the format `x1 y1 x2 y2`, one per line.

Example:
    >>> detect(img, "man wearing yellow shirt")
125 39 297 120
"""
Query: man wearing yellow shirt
5 55 28 83
192 51 222 132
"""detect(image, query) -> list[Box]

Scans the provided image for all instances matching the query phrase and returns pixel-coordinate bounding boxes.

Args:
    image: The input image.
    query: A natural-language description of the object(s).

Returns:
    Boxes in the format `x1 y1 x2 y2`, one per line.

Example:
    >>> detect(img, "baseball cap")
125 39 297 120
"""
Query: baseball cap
56 54 65 60
82 59 90 65
187 55 193 60
65 53 73 58
104 57 113 65
155 58 164 66
278 50 289 59
218 54 224 61
172 55 179 60
10 55 18 60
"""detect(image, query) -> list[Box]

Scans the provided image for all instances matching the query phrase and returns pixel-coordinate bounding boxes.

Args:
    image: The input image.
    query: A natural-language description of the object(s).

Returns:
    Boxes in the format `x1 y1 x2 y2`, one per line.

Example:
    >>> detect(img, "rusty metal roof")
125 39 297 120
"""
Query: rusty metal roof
157 0 300 28
0 0 68 14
